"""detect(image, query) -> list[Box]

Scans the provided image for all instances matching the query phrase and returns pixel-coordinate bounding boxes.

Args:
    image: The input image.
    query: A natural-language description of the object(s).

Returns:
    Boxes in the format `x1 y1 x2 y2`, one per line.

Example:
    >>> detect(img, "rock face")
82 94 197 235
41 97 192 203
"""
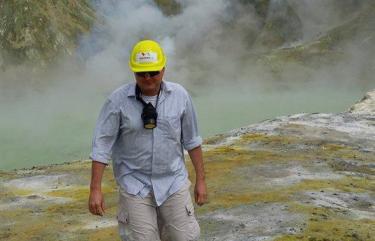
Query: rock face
154 0 181 15
2 0 374 69
0 0 180 67
0 0 95 66
349 89 375 115
1 91 374 241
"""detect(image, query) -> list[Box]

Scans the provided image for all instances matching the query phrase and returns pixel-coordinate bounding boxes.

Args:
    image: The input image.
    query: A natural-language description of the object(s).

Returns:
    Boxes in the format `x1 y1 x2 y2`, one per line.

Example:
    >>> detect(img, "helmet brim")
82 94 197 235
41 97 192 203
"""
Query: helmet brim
128 59 166 73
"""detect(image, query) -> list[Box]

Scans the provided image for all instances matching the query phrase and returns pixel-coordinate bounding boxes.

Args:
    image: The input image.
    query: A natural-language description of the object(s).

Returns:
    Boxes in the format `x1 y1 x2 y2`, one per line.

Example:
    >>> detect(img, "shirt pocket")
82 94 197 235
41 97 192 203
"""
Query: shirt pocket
153 116 183 174
119 110 144 133
159 115 182 141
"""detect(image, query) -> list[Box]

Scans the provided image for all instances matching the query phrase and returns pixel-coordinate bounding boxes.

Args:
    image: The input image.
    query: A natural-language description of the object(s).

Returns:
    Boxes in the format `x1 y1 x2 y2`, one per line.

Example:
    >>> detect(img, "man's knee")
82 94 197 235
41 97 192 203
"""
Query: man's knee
118 221 161 241
164 219 200 241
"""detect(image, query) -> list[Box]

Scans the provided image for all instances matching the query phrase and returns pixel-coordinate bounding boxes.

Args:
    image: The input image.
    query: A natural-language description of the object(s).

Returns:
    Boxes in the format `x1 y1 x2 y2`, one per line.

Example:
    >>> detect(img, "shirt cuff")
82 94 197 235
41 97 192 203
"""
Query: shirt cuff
89 152 110 165
183 136 203 151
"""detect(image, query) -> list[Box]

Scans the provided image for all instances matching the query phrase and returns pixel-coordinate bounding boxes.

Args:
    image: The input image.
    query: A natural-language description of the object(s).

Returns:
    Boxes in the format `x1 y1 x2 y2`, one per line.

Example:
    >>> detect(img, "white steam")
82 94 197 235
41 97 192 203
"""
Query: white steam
0 0 374 169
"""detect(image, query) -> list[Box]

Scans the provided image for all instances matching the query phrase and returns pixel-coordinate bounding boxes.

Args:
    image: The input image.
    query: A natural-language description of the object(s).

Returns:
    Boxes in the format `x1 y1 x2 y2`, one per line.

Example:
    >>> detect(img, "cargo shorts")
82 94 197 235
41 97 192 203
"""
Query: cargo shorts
117 181 200 241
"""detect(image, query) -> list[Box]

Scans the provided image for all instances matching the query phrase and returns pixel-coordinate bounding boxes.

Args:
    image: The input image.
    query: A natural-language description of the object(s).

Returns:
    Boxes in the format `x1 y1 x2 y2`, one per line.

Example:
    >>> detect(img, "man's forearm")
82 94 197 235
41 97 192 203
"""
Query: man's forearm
90 161 106 191
188 146 205 182
188 145 207 205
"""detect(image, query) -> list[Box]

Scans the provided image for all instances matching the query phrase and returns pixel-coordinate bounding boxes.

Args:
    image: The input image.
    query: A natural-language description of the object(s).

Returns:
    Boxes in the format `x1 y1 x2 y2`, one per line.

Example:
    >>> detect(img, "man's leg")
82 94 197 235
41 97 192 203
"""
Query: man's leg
158 181 200 241
117 187 161 241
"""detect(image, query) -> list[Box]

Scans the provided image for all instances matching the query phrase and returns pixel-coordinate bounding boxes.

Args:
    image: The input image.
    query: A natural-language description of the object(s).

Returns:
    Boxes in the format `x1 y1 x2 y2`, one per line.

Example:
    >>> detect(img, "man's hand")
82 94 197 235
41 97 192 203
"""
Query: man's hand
194 179 207 206
89 189 105 216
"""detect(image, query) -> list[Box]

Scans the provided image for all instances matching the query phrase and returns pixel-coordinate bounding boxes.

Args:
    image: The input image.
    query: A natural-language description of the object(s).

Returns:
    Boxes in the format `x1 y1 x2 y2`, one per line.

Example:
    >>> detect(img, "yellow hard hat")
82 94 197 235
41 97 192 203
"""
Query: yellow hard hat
129 40 167 72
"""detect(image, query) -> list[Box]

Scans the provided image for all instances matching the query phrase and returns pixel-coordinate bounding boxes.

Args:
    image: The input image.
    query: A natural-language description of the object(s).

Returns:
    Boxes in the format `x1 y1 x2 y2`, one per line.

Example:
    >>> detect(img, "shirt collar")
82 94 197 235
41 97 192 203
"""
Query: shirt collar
126 81 172 97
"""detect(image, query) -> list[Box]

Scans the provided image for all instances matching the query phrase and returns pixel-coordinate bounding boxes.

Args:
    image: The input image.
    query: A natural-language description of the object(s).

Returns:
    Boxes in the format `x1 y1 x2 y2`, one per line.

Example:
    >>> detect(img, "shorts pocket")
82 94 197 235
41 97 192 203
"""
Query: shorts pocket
117 210 131 241
117 209 129 224
185 203 200 241
185 202 195 216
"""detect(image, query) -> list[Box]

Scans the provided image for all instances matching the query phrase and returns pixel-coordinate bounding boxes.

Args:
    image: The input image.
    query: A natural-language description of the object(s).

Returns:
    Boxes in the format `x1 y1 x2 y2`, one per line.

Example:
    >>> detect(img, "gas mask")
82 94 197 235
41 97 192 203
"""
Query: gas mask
135 85 161 129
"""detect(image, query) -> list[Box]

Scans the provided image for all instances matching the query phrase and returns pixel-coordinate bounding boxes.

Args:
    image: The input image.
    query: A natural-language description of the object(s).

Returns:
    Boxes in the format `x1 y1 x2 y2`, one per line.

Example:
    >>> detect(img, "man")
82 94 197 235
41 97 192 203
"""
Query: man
88 39 207 241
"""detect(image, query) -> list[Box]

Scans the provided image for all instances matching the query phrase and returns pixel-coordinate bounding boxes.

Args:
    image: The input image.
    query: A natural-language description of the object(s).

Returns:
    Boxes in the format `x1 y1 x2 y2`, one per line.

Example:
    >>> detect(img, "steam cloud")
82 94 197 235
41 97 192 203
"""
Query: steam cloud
1 0 374 169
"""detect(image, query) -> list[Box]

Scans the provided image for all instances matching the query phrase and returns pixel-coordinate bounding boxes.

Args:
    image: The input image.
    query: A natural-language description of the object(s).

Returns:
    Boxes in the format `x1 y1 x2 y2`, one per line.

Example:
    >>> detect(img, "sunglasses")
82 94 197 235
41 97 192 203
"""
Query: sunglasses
135 71 161 77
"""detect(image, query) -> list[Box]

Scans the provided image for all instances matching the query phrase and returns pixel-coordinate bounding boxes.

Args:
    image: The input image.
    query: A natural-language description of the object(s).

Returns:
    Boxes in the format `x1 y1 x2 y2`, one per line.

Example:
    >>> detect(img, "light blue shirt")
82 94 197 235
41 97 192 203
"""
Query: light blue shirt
90 81 202 206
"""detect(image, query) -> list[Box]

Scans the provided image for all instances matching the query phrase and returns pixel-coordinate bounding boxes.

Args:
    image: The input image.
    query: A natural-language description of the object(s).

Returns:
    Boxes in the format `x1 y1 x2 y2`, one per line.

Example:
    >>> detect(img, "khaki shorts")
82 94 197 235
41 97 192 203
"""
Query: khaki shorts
117 181 200 241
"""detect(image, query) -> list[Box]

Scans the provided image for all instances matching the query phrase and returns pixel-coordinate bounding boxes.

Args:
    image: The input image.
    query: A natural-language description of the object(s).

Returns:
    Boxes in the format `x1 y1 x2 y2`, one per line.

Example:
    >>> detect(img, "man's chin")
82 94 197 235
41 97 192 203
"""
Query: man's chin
141 86 158 95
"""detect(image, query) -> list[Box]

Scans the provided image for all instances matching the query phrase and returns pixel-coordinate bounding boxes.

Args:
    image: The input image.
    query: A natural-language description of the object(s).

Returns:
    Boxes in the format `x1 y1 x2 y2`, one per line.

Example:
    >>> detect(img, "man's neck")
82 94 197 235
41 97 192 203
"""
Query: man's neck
141 84 162 96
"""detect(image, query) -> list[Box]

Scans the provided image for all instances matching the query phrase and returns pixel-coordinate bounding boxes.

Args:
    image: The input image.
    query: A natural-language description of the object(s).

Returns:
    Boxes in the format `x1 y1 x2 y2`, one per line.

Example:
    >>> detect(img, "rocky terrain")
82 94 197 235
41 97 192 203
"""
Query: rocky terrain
0 0 96 67
1 89 373 241
0 1 374 240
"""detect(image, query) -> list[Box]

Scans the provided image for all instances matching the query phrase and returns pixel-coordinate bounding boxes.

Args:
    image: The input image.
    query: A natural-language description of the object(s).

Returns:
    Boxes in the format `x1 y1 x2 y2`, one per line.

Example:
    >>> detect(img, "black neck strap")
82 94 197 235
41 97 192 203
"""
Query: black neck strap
135 84 162 109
